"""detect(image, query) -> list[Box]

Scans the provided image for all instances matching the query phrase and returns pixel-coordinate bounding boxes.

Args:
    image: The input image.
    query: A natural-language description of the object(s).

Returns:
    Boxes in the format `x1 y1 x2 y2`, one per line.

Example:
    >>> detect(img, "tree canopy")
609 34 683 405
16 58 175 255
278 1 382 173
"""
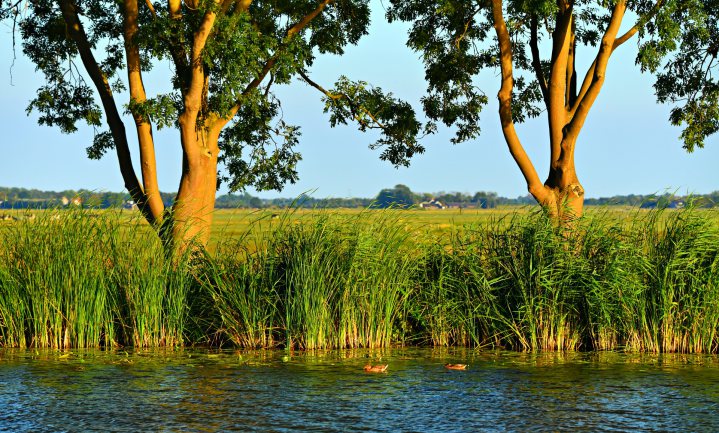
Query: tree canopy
386 0 718 220
387 0 717 150
373 183 415 208
0 0 427 245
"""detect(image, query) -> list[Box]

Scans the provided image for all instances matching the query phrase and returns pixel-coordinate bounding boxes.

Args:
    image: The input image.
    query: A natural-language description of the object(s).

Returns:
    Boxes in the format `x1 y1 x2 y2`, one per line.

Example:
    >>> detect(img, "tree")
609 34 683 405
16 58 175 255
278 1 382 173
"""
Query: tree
374 184 415 208
1 0 425 249
472 191 497 208
387 0 718 221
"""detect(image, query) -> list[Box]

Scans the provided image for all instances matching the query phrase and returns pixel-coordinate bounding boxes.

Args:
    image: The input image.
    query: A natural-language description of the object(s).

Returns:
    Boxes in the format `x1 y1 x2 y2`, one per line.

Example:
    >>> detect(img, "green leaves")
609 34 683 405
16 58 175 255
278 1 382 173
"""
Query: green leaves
639 0 719 150
125 95 180 130
321 76 426 166
390 0 718 153
388 0 514 143
218 90 301 192
18 0 122 136
27 84 103 134
670 96 719 152
7 0 427 194
87 130 115 160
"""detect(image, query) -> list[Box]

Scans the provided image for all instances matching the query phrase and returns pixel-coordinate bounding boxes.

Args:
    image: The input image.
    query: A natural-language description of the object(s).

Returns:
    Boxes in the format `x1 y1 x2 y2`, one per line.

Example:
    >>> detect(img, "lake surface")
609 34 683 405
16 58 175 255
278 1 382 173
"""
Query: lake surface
1 348 718 432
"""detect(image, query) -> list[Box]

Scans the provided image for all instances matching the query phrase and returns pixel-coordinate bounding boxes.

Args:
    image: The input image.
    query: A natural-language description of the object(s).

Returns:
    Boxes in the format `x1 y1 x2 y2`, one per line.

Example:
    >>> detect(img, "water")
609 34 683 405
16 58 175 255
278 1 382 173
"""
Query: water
1 349 718 432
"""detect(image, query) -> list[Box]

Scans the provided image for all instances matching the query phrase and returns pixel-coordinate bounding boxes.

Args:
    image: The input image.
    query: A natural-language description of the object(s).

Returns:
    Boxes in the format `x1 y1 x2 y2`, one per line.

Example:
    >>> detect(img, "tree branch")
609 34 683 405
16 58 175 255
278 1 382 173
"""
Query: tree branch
287 0 333 38
144 0 157 18
565 18 577 108
183 6 218 116
215 0 334 129
123 0 165 222
547 3 573 163
490 0 546 201
58 0 154 224
570 0 664 117
298 69 387 132
166 0 191 96
169 0 181 19
0 0 23 13
566 0 627 137
529 16 549 107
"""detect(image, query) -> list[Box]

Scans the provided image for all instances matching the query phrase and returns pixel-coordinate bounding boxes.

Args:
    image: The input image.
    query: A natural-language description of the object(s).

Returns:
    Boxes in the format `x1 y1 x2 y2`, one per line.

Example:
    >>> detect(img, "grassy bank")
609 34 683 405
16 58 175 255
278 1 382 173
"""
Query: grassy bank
1 207 718 353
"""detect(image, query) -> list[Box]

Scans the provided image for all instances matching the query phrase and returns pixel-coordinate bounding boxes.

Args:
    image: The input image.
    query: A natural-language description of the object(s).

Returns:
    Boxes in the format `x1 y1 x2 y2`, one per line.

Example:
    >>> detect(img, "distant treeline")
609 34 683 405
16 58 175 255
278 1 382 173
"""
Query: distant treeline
0 187 175 209
1 185 717 209
367 184 719 209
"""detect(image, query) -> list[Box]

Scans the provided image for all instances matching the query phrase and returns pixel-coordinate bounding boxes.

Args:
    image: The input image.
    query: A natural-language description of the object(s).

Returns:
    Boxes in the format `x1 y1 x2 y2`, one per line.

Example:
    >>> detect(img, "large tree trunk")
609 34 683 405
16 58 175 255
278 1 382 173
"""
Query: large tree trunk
490 0 633 228
164 120 220 250
533 131 585 222
170 155 218 248
536 163 585 222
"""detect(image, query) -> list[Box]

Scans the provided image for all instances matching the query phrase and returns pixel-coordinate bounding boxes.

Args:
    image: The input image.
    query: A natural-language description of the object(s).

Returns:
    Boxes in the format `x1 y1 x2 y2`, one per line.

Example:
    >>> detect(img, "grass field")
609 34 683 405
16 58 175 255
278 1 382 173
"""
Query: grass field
209 205 718 249
3 205 713 246
209 207 534 248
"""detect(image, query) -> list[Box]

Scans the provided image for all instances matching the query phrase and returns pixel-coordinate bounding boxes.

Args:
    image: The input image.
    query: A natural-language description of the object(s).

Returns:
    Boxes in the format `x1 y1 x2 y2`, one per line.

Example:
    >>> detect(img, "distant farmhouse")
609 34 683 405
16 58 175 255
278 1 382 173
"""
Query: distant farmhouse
419 199 446 209
123 200 139 210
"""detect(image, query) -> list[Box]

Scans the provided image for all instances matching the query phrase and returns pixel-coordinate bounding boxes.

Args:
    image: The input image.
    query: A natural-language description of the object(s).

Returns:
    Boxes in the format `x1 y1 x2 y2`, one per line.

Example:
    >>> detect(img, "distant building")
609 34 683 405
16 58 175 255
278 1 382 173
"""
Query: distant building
668 201 685 209
123 200 138 210
419 199 446 209
61 196 70 206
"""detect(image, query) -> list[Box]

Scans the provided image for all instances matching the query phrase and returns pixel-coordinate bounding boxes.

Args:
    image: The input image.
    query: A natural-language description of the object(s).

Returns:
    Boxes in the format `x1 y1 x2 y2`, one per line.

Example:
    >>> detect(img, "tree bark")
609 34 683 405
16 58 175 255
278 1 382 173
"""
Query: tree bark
539 155 585 221
123 0 165 223
59 0 156 225
164 118 220 250
489 0 641 225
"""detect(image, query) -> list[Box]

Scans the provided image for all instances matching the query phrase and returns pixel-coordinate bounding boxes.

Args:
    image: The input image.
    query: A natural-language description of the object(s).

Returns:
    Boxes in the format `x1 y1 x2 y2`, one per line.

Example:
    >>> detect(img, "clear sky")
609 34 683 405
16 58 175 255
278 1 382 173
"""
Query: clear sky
1 3 717 199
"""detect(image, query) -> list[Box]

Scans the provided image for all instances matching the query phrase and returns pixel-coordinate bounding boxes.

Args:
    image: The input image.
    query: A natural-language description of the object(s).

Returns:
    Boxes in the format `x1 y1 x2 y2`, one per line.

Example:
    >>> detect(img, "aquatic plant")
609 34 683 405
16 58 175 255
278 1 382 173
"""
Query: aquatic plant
0 210 194 348
1 206 718 353
203 210 415 349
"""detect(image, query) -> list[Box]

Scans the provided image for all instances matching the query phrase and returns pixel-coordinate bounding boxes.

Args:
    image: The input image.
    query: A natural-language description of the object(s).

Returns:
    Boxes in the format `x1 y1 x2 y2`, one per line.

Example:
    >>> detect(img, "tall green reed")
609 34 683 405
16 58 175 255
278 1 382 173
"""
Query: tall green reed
417 207 719 353
1 206 717 353
0 210 195 348
0 212 116 348
203 210 415 350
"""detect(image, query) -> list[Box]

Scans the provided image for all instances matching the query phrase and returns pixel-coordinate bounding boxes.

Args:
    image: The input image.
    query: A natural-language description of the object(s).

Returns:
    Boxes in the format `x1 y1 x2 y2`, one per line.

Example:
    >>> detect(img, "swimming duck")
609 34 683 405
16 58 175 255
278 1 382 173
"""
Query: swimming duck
363 364 388 373
444 363 468 370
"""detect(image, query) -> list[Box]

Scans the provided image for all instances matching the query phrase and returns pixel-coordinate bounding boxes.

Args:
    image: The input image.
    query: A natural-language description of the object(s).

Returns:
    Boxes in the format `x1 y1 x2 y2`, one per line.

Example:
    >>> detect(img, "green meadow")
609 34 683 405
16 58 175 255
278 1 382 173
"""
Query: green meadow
0 206 718 352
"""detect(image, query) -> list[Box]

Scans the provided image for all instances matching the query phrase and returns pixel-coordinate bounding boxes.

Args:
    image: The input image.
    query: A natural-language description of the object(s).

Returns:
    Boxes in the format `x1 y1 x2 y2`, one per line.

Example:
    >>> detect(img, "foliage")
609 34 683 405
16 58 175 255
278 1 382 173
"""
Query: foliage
4 0 426 195
0 187 176 208
373 184 415 208
0 210 194 348
203 210 415 349
386 0 719 151
2 186 718 210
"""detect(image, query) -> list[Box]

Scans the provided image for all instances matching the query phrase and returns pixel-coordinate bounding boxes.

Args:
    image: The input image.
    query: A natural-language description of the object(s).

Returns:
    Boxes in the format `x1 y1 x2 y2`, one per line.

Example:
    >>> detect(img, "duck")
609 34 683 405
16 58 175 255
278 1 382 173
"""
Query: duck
444 363 468 370
363 364 388 373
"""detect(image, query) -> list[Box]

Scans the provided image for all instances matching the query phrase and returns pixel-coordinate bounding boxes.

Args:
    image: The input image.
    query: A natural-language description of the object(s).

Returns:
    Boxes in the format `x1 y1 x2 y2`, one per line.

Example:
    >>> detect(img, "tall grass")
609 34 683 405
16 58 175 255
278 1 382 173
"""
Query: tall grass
1 206 718 353
426 207 719 352
0 210 193 348
203 211 415 349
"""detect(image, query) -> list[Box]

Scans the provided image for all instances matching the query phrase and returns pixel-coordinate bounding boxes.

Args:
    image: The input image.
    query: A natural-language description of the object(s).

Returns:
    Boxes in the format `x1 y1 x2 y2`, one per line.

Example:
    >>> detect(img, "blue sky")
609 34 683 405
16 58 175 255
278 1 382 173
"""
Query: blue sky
0 4 717 199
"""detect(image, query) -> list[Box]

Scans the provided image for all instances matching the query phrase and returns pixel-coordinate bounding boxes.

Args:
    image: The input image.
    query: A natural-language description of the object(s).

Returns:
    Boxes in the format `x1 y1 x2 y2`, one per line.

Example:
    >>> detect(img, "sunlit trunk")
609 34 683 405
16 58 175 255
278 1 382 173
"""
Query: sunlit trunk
541 165 584 221
163 119 219 251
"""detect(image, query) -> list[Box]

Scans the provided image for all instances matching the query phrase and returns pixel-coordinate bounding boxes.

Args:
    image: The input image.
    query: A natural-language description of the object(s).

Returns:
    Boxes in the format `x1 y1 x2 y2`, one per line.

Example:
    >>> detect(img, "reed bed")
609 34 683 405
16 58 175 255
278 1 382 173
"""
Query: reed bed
203 210 415 349
0 207 718 353
0 210 192 348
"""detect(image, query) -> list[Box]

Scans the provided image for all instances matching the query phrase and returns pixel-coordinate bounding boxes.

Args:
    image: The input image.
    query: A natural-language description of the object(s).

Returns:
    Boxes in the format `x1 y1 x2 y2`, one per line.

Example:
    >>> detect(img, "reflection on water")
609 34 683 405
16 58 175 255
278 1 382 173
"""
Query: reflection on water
1 349 718 432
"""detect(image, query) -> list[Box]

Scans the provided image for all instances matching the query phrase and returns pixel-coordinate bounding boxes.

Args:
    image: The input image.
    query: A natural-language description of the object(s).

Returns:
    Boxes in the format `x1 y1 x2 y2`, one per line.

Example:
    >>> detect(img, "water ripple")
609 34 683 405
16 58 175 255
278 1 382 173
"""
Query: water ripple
1 350 718 432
